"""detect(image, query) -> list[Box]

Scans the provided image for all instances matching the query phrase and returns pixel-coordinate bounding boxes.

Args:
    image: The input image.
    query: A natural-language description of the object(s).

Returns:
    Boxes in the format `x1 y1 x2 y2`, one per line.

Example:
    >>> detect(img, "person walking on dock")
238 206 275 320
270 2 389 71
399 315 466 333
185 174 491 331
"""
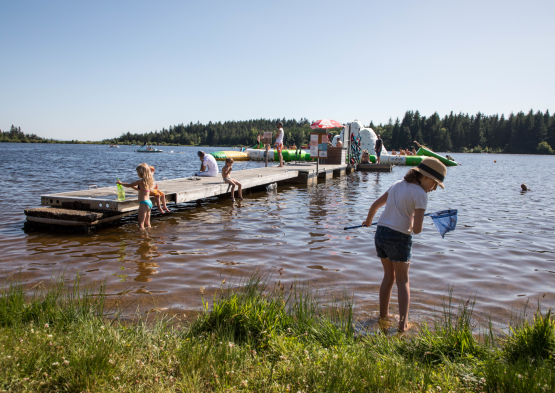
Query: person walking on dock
196 151 219 177
275 121 285 167
375 134 383 164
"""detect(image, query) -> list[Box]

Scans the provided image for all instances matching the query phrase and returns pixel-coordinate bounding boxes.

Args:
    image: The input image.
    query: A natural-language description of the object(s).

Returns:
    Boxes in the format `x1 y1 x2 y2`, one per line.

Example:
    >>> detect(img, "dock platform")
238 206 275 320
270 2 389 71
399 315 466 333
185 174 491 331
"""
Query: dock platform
26 163 354 233
356 163 393 172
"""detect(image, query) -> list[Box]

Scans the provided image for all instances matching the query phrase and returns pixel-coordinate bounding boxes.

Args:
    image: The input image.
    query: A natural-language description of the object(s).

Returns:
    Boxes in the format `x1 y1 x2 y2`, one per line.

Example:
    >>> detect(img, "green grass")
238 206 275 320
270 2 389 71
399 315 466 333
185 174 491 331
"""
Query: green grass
0 272 554 392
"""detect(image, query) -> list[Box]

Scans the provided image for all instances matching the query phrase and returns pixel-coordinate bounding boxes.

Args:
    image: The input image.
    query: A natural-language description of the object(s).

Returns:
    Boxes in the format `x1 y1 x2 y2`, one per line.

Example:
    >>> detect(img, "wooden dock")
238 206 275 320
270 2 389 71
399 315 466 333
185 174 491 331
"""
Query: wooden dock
25 163 353 233
356 163 393 172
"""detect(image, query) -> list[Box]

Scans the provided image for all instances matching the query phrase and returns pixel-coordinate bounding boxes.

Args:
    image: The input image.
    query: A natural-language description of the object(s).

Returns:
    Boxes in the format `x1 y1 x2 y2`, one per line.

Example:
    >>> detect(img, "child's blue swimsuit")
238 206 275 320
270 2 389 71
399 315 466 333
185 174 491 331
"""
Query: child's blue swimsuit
137 184 152 209
139 200 153 209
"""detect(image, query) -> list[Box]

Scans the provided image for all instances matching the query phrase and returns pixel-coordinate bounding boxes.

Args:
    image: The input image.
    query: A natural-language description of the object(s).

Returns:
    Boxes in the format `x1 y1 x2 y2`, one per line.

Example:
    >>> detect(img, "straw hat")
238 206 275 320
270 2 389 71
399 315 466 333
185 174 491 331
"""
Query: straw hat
413 157 447 189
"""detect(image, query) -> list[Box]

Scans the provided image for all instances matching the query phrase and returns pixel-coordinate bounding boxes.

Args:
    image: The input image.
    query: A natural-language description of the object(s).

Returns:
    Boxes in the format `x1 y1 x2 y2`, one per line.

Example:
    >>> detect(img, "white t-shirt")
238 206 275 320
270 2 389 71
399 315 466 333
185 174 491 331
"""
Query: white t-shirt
377 180 428 235
275 128 284 144
202 154 219 173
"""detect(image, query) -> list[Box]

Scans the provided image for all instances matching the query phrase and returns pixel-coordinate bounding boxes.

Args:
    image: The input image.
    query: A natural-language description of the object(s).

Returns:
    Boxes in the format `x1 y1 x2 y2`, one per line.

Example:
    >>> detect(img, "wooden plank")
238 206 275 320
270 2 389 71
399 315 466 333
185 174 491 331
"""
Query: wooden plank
27 212 135 226
356 164 393 172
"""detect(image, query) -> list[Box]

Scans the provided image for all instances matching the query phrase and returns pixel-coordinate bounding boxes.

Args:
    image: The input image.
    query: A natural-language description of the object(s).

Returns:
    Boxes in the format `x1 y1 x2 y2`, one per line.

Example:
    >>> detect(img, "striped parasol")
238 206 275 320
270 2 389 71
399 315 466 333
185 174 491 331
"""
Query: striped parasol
310 119 344 129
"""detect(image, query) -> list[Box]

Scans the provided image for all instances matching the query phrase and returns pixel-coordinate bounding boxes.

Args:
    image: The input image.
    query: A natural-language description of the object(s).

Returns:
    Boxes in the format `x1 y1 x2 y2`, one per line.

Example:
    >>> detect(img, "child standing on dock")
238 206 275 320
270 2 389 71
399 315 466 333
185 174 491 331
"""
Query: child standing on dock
362 157 447 332
117 163 155 229
222 158 243 202
149 166 170 213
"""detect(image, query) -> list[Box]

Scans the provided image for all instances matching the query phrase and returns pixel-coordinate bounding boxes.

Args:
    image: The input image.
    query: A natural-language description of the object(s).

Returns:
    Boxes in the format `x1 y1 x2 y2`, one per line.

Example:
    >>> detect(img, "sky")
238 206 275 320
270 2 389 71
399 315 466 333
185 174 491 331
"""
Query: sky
1 0 554 141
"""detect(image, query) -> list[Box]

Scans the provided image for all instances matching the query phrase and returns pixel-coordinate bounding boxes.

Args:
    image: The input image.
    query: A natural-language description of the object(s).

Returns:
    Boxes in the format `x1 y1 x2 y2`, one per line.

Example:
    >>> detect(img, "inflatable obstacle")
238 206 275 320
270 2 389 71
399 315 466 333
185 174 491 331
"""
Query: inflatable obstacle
246 149 313 162
416 147 458 166
211 151 249 161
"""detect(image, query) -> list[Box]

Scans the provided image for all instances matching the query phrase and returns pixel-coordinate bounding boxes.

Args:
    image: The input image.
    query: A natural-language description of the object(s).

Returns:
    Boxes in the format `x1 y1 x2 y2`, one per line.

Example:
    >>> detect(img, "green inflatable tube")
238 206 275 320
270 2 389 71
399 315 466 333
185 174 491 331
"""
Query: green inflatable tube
211 151 228 160
416 147 458 167
405 156 423 166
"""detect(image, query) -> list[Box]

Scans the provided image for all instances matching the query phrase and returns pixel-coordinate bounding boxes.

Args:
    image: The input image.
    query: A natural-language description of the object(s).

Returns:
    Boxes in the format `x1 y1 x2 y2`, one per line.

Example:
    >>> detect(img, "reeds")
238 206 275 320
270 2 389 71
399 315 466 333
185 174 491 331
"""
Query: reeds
0 272 553 392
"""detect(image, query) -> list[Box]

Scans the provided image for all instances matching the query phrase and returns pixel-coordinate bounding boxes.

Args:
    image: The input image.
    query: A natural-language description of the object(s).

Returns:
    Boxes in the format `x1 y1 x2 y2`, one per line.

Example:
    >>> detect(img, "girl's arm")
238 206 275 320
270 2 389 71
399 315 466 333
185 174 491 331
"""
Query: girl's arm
117 179 142 188
362 192 388 227
412 209 425 234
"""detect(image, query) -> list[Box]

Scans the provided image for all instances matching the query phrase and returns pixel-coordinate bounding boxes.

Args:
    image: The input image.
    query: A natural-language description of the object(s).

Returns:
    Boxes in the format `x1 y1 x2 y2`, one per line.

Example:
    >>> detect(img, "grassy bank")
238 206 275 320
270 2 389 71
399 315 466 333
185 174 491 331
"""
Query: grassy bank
1 274 554 392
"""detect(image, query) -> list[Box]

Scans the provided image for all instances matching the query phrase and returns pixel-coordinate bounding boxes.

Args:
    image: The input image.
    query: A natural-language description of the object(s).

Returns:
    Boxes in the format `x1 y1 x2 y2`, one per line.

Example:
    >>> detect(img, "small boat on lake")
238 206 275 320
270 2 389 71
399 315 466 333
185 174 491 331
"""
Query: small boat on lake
136 145 163 153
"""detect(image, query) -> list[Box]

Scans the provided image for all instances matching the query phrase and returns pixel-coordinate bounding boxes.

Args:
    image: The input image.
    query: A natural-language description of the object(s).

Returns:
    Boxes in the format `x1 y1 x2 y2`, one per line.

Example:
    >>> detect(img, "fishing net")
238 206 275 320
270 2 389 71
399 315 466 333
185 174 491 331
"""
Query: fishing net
428 209 458 238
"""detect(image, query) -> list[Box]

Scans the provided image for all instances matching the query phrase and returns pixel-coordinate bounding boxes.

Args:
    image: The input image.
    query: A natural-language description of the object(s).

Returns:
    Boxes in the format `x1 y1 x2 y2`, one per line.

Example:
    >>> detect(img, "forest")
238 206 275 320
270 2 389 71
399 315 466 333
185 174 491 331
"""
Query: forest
4 110 555 154
109 110 555 154
0 125 91 144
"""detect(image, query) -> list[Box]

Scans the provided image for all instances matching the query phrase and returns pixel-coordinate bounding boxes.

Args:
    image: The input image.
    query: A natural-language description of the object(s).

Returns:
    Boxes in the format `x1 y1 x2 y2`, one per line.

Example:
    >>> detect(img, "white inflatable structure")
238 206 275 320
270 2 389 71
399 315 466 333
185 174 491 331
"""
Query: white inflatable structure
332 121 388 156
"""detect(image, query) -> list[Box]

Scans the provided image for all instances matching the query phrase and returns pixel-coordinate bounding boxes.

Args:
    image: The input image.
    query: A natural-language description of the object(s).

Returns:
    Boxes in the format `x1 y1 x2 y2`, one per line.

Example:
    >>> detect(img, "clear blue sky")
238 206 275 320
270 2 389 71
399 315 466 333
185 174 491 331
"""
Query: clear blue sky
1 0 554 141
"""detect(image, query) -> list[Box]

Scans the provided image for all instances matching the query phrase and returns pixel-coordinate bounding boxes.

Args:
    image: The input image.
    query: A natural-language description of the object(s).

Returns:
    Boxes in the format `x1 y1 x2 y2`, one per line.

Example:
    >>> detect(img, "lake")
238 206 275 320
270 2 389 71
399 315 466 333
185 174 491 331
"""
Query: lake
1 143 554 328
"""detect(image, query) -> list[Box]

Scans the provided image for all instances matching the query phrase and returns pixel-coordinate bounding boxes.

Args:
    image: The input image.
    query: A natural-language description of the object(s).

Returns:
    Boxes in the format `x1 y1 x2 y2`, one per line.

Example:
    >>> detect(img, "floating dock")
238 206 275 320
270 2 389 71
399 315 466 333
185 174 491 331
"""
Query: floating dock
25 163 354 233
356 163 393 172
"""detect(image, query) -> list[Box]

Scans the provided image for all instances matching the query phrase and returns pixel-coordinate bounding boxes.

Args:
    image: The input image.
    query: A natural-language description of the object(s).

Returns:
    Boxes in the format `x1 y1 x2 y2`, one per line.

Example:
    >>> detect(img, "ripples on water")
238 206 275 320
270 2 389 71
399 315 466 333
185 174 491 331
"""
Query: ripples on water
1 144 554 326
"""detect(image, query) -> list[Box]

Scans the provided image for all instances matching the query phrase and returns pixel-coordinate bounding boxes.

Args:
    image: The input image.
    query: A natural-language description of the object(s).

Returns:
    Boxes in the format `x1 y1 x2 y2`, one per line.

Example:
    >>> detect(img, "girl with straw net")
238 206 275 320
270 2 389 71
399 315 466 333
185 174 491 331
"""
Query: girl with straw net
362 157 448 332
117 163 155 229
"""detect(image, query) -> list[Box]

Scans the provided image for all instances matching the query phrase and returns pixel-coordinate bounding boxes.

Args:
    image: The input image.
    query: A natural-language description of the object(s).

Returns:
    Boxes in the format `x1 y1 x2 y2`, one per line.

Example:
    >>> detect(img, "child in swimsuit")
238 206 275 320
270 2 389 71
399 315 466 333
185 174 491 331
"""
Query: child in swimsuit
222 158 243 202
117 163 154 229
148 166 170 213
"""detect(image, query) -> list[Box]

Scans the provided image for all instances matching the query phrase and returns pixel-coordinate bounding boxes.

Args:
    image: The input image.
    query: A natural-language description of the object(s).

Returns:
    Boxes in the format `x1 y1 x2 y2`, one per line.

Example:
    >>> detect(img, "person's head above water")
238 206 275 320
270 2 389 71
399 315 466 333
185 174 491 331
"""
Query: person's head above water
521 183 530 191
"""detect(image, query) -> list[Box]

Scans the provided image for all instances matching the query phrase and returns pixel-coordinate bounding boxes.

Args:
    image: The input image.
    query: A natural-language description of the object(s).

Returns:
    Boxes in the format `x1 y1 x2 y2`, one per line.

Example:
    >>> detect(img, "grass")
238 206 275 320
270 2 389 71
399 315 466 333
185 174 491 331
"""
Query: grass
0 273 554 392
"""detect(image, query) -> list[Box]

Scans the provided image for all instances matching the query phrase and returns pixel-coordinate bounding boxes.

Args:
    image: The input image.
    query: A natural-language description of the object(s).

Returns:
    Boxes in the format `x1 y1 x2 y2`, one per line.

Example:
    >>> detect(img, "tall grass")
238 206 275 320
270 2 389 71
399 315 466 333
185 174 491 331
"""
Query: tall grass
0 274 106 328
0 271 554 392
188 272 354 348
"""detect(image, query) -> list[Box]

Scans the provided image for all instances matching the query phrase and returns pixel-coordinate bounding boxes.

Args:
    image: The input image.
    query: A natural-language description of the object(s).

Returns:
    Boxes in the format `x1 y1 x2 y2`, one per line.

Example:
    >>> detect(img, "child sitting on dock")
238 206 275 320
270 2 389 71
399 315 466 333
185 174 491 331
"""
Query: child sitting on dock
362 157 447 332
222 158 243 202
149 166 170 213
117 163 155 229
360 150 371 164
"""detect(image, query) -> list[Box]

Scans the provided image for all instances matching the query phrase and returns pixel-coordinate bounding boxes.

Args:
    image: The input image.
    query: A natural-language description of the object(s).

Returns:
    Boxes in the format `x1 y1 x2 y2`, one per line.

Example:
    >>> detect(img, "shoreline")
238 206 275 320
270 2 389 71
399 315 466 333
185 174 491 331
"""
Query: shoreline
1 272 553 392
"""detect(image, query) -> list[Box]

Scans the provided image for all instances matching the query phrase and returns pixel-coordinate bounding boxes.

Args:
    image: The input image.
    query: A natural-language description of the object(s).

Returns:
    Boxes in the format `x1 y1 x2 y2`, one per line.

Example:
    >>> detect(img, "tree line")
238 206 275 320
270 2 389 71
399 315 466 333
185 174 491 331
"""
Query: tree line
372 110 555 154
0 125 94 144
109 118 314 148
4 110 555 154
110 110 555 154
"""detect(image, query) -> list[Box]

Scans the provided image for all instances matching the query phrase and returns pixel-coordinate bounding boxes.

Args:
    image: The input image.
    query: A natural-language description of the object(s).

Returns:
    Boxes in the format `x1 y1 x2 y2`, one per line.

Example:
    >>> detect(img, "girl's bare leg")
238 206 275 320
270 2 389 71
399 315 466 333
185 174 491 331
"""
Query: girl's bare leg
237 181 243 199
145 208 151 228
379 257 396 318
155 196 164 214
138 204 148 229
392 261 410 331
230 183 236 199
161 195 169 212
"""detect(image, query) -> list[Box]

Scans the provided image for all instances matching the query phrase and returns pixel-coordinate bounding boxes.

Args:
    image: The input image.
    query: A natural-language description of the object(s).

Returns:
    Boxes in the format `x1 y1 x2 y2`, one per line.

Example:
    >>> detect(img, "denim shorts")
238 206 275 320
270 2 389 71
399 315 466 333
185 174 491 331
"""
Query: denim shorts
374 225 412 263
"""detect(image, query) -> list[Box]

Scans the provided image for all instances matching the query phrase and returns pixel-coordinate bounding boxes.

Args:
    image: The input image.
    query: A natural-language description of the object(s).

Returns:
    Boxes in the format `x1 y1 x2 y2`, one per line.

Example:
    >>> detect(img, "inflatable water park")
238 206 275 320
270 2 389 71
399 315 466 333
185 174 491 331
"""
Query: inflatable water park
211 120 458 167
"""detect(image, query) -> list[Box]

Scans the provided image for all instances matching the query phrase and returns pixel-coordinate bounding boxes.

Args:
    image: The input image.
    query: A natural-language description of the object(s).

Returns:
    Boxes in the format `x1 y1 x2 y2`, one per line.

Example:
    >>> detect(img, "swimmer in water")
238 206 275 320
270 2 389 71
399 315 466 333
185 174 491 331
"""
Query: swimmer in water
521 183 531 191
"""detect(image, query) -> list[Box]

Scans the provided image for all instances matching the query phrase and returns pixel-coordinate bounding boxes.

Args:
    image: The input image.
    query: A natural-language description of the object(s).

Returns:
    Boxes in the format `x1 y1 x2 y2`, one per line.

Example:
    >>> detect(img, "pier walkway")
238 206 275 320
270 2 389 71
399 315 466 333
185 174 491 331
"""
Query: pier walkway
26 162 353 232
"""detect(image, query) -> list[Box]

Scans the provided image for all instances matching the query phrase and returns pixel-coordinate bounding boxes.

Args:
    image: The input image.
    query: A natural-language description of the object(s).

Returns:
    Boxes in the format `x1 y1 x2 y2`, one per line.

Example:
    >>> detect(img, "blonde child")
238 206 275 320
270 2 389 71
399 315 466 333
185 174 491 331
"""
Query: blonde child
222 158 243 202
360 149 371 164
149 166 170 213
362 157 447 332
117 163 154 229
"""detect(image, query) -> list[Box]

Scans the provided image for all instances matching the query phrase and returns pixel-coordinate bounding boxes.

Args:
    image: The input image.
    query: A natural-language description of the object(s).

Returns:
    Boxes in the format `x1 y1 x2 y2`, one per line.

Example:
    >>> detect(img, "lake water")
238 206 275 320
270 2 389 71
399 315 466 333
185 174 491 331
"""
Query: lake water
1 143 554 328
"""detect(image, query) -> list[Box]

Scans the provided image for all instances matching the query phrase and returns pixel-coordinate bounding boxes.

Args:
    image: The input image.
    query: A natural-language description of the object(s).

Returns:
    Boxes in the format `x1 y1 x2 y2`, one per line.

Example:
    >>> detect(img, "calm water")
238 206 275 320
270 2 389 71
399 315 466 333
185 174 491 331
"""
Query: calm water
1 143 554 327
